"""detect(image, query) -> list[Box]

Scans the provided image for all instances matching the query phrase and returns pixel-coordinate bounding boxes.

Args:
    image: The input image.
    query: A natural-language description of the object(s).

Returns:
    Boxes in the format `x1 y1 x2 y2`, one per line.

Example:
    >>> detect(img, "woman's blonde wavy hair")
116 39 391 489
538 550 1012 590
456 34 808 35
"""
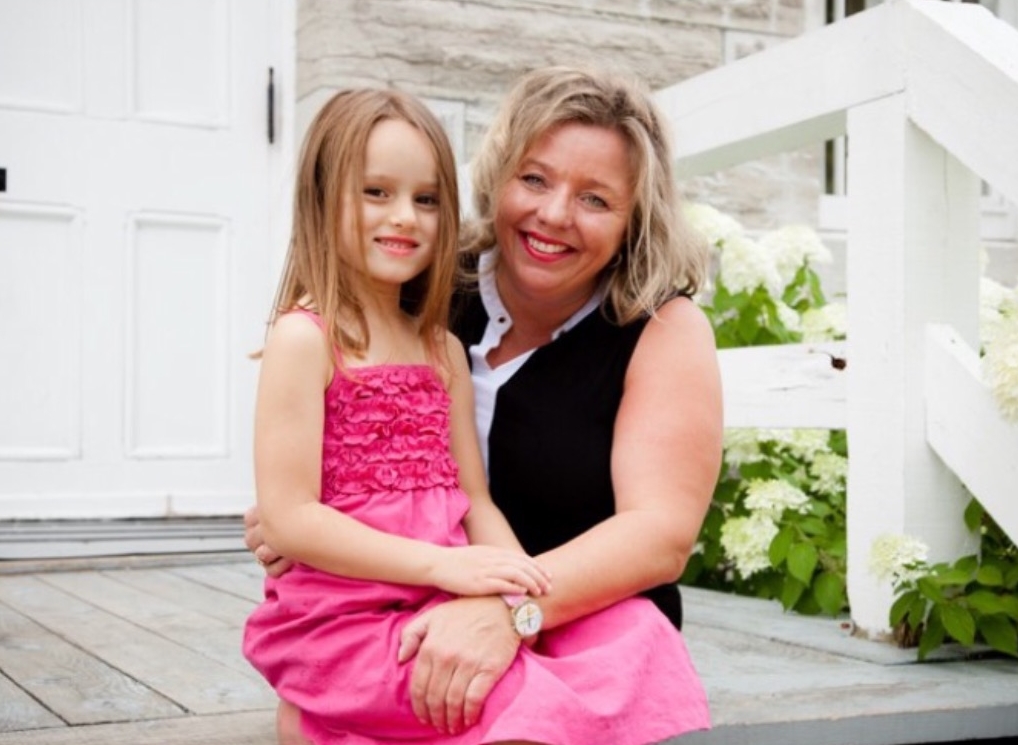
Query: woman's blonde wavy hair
462 66 707 324
268 88 459 365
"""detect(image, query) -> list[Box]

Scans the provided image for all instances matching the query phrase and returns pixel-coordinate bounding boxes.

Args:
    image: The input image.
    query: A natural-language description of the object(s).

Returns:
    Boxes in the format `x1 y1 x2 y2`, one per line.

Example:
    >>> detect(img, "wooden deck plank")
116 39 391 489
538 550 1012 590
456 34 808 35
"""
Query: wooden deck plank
39 568 263 676
171 561 267 603
102 566 258 627
0 575 275 716
40 571 237 633
0 599 181 727
0 710 276 745
0 670 64 732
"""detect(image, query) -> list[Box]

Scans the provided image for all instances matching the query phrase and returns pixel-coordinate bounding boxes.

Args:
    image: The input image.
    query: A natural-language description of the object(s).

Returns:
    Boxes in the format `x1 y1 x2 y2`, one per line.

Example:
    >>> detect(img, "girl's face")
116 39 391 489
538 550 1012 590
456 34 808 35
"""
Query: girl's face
494 122 634 312
342 118 441 298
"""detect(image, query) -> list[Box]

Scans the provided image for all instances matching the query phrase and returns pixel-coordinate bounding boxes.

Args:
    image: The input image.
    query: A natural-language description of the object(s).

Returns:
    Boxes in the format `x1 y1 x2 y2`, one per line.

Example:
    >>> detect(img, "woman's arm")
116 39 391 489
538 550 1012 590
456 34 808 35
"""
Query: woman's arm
401 297 722 729
531 296 722 627
254 314 549 596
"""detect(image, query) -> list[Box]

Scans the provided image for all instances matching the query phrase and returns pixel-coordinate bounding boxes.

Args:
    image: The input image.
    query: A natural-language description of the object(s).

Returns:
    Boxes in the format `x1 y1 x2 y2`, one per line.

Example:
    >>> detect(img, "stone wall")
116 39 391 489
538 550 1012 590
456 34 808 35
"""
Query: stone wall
296 0 824 234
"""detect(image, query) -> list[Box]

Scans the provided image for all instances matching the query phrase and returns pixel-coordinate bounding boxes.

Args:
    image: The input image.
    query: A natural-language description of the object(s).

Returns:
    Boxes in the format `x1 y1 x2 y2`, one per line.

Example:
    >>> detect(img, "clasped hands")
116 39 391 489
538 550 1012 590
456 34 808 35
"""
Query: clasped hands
242 509 540 735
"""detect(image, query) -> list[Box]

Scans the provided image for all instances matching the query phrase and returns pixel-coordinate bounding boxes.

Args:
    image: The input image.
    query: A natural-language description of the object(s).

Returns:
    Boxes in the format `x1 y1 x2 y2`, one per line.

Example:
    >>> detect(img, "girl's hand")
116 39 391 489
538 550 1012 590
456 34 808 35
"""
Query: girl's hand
243 506 293 578
428 546 551 598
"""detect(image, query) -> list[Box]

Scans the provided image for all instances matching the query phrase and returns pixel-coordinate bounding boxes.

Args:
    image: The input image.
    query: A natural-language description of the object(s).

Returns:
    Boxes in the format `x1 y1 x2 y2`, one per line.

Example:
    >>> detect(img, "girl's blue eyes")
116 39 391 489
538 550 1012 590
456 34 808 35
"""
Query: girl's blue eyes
362 188 439 207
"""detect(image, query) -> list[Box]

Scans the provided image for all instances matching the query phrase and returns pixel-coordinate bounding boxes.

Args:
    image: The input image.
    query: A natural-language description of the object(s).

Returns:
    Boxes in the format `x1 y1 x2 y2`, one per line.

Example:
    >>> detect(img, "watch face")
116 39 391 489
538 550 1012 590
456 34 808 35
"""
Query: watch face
512 600 543 637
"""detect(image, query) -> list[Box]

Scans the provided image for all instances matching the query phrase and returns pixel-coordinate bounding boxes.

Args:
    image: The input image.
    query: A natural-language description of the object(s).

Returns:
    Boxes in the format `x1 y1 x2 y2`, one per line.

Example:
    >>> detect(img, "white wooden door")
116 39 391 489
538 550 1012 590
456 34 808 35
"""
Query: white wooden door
0 0 290 520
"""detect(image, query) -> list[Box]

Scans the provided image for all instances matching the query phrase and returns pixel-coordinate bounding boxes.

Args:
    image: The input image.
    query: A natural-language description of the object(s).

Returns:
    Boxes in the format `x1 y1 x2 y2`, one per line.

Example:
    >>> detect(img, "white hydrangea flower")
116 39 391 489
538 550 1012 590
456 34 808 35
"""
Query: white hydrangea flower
759 225 833 288
808 451 848 497
718 233 783 297
776 301 801 333
720 513 779 578
743 478 811 520
980 277 1018 350
983 316 1018 423
723 429 766 466
780 429 831 462
868 533 930 585
683 202 743 250
800 302 848 342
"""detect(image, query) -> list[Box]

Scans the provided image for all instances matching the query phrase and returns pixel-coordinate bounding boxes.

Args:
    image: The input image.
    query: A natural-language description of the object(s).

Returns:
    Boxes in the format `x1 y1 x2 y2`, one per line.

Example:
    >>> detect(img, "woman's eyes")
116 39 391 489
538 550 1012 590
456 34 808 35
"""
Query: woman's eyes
521 174 609 210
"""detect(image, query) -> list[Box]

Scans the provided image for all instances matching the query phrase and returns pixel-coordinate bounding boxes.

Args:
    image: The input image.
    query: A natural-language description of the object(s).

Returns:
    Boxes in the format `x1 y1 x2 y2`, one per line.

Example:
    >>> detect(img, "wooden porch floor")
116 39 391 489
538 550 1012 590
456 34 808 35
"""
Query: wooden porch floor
1 553 1016 745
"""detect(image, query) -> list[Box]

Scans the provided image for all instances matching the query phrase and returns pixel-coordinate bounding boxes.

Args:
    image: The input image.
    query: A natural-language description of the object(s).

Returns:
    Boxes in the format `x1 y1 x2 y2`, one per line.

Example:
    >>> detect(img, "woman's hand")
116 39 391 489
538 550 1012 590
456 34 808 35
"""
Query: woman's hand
398 597 519 735
428 546 551 598
243 505 293 577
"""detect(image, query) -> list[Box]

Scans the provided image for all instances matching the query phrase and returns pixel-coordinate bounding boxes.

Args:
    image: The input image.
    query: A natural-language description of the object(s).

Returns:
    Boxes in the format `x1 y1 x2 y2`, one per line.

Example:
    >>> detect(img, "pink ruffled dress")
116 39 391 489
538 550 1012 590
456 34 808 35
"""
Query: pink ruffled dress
242 316 710 745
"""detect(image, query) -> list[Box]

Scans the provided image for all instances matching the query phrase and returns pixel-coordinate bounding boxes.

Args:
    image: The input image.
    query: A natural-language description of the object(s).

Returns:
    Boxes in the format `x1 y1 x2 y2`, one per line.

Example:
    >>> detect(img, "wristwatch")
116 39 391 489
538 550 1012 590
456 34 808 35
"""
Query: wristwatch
502 594 543 638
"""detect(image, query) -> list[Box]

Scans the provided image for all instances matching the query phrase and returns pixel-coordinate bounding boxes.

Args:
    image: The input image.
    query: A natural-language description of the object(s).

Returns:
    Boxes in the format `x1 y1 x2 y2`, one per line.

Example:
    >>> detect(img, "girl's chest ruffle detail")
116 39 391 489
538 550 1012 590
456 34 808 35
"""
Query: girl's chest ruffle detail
321 366 460 495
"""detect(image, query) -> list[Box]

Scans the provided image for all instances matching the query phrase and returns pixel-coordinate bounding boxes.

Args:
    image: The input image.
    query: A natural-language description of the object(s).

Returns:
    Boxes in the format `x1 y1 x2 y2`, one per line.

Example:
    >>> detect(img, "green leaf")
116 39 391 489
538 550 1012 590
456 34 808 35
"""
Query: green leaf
906 593 929 629
918 610 945 661
966 590 1009 616
813 570 847 616
975 565 1004 587
977 615 1018 657
932 567 974 587
917 576 946 603
940 604 976 646
737 308 761 344
1004 564 1018 591
794 591 822 616
963 499 984 532
769 526 795 567
955 555 979 576
796 517 829 537
890 590 918 626
999 594 1018 621
787 542 819 584
780 576 805 611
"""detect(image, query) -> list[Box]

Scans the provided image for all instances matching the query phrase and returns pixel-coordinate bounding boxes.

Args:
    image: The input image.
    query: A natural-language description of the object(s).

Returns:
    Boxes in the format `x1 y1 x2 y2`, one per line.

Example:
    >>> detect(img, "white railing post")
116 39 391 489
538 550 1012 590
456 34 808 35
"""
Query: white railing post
844 93 983 637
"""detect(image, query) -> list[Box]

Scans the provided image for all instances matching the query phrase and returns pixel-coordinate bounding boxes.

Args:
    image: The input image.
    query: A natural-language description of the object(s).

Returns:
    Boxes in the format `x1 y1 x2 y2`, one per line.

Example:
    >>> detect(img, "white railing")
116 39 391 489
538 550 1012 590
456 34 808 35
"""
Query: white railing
655 0 1018 637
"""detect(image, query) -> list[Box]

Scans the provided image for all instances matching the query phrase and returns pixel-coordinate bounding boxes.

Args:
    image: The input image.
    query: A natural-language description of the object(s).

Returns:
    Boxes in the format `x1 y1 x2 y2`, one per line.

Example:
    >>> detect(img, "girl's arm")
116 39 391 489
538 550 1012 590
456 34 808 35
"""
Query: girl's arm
254 313 547 597
442 331 535 554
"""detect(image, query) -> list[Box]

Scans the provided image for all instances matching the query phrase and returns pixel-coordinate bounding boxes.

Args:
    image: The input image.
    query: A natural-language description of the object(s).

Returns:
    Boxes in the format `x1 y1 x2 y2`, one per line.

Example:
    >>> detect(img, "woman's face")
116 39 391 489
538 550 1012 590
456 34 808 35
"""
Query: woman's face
494 122 634 311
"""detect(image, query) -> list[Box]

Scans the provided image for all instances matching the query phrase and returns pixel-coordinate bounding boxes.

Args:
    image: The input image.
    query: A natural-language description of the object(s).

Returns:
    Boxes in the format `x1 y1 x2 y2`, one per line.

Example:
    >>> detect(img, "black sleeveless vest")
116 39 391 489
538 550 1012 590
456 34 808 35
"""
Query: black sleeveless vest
451 289 683 630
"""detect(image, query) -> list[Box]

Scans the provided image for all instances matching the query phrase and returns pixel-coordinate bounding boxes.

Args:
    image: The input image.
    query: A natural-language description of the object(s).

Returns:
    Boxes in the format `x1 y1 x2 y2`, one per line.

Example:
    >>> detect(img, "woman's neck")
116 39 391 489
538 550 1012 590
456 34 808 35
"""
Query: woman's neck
495 274 593 342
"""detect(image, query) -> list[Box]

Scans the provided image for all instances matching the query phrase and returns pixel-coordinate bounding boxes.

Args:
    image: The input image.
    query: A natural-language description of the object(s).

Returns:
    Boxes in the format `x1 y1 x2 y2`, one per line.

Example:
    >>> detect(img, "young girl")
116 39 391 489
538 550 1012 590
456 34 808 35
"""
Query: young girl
243 88 709 745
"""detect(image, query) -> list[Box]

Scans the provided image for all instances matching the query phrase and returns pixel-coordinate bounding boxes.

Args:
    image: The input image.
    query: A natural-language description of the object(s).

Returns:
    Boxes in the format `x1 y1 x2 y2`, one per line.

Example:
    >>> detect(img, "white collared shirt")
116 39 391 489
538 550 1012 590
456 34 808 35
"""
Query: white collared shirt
469 250 604 471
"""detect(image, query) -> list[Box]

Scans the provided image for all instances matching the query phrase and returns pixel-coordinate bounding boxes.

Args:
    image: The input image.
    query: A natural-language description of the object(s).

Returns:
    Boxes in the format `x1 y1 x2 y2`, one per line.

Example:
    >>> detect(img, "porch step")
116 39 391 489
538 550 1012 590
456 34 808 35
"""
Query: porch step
674 587 1018 745
0 517 245 561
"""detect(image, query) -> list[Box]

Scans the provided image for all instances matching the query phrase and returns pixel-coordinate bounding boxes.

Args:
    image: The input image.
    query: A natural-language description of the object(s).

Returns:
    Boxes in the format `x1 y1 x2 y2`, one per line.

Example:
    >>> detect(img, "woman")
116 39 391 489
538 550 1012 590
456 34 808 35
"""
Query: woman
248 64 723 740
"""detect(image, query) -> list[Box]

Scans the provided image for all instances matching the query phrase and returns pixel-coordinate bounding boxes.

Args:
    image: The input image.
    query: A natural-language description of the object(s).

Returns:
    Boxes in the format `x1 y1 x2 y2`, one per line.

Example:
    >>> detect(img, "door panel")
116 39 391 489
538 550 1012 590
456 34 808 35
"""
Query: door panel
0 0 282 520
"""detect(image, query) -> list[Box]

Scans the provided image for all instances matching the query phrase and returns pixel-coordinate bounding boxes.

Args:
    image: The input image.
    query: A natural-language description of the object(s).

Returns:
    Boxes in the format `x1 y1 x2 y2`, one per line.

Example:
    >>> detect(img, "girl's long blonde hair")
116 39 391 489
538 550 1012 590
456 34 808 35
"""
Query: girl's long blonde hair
462 66 707 324
270 88 460 364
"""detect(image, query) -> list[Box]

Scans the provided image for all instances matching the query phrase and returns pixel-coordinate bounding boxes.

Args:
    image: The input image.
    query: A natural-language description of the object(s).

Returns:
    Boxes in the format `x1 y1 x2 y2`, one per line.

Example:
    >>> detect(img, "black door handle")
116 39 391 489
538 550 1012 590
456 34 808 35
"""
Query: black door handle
0 168 6 192
267 68 274 144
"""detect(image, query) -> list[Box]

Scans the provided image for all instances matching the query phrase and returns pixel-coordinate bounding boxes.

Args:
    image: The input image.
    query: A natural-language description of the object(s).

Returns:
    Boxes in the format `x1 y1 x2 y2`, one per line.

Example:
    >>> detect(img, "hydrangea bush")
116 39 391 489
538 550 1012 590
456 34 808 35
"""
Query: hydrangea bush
684 203 1018 658
870 504 1018 661
872 265 1018 660
682 204 850 616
